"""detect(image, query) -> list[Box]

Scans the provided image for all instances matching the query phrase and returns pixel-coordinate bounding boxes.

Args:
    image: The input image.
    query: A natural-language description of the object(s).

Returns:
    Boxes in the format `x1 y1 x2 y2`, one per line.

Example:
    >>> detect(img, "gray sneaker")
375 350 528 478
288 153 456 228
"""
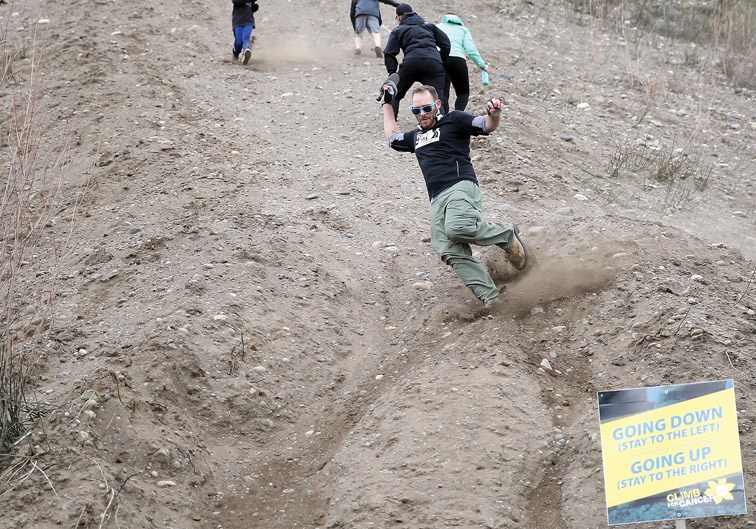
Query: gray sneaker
374 46 383 58
505 225 529 271
242 48 251 65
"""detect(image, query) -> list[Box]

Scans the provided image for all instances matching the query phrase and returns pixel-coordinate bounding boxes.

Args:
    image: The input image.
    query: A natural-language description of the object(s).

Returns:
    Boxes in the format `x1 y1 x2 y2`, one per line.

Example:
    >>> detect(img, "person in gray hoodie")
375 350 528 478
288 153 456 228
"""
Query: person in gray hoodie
350 0 400 57
436 13 489 112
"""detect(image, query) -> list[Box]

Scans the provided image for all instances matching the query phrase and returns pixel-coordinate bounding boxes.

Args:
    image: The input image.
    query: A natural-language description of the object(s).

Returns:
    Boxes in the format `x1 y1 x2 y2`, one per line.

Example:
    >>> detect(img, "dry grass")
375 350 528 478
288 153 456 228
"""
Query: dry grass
606 130 714 212
564 0 755 88
0 4 61 472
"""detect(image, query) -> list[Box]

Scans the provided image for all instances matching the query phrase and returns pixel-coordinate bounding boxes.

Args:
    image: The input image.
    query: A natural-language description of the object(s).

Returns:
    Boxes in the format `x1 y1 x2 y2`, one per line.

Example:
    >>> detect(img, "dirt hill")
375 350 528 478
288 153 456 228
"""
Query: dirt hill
1 0 754 528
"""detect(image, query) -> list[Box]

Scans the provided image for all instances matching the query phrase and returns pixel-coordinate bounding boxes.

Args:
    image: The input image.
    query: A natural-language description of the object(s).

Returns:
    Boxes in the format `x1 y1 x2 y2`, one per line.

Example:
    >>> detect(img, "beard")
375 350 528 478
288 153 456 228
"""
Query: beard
417 110 438 130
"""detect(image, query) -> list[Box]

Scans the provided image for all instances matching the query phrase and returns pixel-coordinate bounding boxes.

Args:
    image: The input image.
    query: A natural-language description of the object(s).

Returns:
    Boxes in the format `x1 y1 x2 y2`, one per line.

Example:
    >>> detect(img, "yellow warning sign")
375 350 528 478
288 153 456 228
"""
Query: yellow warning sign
598 380 746 524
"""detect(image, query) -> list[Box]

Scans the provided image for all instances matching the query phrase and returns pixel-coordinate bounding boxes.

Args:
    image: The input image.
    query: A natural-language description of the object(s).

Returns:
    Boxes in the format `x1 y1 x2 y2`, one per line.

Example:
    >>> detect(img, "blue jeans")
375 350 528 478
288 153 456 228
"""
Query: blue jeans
233 25 254 56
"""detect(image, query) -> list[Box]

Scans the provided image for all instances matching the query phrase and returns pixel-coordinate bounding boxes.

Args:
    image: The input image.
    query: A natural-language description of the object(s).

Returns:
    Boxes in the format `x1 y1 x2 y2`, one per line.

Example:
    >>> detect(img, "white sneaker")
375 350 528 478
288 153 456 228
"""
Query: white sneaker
242 48 251 65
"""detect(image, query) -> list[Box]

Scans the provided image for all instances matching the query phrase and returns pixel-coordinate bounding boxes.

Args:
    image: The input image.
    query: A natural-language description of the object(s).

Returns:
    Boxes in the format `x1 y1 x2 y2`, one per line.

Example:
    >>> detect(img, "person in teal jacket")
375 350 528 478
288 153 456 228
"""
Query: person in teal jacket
436 14 489 112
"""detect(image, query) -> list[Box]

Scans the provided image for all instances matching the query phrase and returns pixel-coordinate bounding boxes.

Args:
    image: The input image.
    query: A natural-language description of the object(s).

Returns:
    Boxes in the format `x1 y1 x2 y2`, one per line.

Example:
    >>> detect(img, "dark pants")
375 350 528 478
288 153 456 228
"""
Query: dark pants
391 58 446 118
443 56 470 112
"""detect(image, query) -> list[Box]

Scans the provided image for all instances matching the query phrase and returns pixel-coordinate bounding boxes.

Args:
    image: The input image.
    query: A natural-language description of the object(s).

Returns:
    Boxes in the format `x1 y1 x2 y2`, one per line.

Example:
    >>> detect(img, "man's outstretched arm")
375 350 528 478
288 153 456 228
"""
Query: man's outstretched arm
380 84 412 151
383 102 400 139
380 84 400 139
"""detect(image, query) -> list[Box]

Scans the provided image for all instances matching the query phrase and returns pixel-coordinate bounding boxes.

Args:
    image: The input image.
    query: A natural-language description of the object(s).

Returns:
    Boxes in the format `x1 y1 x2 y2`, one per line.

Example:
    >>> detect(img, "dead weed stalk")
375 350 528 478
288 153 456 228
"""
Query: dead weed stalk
1 11 61 476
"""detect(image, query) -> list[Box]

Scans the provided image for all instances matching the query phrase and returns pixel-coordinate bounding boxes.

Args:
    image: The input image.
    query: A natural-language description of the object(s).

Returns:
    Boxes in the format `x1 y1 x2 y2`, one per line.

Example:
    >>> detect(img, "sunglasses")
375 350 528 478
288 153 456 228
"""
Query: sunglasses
410 100 439 115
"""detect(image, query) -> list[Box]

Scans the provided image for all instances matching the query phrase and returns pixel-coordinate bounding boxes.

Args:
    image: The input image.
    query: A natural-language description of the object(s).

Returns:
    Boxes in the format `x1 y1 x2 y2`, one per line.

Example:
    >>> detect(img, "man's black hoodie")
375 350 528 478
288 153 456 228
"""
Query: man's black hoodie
383 12 451 75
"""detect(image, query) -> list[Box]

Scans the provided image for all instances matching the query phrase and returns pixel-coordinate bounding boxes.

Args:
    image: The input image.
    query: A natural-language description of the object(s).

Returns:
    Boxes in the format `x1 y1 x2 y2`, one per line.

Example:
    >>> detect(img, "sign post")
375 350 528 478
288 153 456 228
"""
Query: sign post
597 380 747 525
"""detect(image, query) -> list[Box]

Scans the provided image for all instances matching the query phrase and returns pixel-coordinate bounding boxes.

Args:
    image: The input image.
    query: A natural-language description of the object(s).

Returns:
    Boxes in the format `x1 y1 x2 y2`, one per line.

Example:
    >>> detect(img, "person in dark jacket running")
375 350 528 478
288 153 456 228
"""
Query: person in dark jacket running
379 83 529 308
383 4 451 119
350 0 399 58
232 0 258 65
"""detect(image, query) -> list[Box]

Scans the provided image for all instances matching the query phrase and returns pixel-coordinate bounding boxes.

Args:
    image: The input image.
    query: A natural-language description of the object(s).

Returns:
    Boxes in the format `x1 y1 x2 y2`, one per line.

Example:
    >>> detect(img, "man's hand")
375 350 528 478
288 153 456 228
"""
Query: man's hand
484 98 505 132
378 85 394 105
486 98 504 116
376 74 399 104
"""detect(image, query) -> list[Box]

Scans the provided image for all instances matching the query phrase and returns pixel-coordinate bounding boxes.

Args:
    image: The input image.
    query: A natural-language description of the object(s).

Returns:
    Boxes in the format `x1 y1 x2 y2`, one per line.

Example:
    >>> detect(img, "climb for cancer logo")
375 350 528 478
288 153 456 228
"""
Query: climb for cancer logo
666 479 737 509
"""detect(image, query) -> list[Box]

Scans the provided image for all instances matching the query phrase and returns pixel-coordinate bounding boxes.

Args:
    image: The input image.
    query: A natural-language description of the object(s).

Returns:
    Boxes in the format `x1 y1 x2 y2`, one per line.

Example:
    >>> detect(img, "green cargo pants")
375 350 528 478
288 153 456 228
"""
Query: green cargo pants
430 180 517 304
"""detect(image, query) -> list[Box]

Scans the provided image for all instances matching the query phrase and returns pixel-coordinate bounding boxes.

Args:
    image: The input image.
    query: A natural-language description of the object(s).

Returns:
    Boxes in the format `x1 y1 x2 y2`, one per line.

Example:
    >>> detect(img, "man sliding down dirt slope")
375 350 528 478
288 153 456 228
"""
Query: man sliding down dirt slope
380 81 528 309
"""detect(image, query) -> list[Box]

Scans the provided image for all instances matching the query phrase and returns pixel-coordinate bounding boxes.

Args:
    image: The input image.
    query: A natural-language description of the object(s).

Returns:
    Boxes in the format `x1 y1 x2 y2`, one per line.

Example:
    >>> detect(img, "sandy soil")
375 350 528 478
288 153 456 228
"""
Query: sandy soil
1 0 754 528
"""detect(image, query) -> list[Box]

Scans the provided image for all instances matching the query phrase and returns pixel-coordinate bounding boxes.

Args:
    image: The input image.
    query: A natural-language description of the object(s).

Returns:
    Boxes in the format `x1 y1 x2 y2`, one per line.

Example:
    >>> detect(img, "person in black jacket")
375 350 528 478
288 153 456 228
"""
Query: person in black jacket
383 4 451 119
349 0 399 58
232 0 258 65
